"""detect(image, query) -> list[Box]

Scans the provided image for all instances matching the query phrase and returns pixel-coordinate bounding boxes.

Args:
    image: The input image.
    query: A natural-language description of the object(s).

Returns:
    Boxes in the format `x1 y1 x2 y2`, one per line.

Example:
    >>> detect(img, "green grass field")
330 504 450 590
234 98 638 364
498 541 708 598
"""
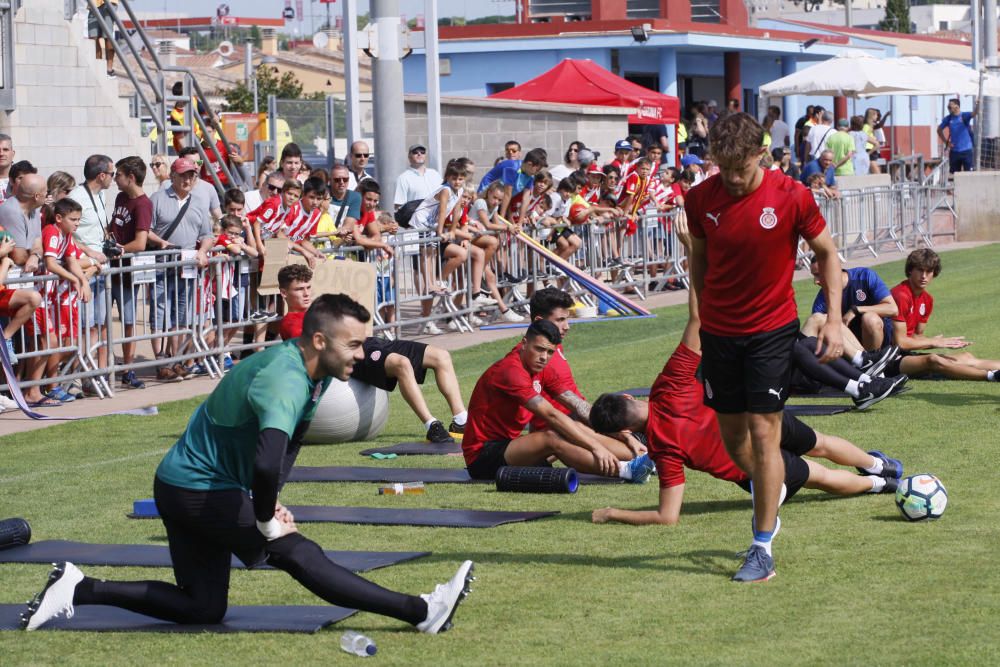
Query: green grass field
2 245 999 666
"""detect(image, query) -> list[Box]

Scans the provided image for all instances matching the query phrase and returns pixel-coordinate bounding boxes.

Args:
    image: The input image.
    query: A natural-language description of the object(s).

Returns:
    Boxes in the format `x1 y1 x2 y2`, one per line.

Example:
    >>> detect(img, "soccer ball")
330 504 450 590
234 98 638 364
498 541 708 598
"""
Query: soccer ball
895 474 948 521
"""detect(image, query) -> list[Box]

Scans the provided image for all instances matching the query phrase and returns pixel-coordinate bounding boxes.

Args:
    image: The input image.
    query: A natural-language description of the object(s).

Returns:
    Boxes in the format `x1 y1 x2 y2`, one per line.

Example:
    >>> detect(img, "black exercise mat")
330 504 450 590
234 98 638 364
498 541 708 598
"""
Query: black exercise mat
0 540 428 573
614 387 650 397
287 466 624 485
785 404 853 416
360 441 462 456
0 604 353 634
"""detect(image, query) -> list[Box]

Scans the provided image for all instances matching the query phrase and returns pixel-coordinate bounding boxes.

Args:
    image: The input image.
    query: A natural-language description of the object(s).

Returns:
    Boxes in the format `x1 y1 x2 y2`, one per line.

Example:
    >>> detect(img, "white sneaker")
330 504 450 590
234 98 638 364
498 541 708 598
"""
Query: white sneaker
22 562 84 631
416 560 475 634
0 393 17 412
446 319 460 332
422 322 444 336
469 315 484 327
472 293 498 307
499 309 525 323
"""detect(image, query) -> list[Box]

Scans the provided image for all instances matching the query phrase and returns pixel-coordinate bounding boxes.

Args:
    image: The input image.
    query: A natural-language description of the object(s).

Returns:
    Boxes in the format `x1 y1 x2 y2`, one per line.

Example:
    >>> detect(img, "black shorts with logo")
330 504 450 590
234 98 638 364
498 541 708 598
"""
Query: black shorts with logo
466 440 511 480
735 413 814 499
699 320 799 414
350 338 428 392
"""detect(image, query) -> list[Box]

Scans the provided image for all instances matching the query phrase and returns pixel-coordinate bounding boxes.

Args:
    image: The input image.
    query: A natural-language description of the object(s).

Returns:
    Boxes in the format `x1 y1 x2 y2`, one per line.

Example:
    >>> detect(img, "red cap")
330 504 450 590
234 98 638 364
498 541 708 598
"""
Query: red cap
586 162 604 176
171 157 198 174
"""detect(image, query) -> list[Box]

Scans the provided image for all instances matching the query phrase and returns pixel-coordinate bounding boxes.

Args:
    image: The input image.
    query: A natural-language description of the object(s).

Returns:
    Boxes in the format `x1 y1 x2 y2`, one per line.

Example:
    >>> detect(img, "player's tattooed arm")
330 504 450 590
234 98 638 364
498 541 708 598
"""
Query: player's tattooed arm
558 391 591 423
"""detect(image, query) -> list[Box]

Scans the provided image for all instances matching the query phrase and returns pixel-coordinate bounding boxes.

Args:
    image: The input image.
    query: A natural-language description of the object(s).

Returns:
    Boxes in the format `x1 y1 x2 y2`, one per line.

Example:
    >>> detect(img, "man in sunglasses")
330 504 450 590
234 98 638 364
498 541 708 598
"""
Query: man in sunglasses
347 141 374 190
394 144 442 210
245 172 285 214
329 164 362 235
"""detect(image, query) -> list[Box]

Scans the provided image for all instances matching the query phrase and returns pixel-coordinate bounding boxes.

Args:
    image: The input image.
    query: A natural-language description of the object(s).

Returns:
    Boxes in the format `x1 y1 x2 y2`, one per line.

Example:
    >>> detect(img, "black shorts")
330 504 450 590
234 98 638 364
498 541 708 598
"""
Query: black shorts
350 337 428 392
699 320 799 414
847 314 893 347
780 413 817 456
466 440 511 480
734 449 811 501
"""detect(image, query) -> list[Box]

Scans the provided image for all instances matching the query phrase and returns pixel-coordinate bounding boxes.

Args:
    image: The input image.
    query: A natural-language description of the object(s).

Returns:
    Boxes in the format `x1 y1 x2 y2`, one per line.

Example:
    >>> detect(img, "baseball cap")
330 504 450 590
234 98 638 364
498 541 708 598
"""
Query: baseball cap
171 157 198 174
586 162 604 176
408 144 426 153
614 139 632 152
836 118 849 128
577 148 596 166
681 154 704 167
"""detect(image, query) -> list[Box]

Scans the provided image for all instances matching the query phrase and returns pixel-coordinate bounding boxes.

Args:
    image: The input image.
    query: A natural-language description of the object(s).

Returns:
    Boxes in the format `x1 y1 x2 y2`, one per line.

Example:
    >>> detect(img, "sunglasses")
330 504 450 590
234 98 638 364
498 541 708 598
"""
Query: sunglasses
353 153 371 159
332 177 350 183
150 162 165 168
410 148 426 155
266 183 281 192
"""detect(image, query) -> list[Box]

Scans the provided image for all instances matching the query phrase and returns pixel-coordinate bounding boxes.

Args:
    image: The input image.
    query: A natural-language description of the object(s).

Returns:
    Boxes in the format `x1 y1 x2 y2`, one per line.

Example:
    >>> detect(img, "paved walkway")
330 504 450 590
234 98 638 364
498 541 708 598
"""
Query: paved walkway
1 240 988 436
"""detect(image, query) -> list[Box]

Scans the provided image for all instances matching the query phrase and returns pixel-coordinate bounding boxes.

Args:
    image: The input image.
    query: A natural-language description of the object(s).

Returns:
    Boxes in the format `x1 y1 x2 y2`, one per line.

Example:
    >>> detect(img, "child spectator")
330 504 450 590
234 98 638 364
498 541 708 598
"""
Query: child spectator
247 178 301 255
469 183 523 323
282 177 326 268
0 225 41 365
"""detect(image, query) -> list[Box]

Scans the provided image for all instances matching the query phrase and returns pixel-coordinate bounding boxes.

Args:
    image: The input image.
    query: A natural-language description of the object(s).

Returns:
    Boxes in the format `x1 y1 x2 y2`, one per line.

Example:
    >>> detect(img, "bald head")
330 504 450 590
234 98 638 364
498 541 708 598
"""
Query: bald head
18 173 45 198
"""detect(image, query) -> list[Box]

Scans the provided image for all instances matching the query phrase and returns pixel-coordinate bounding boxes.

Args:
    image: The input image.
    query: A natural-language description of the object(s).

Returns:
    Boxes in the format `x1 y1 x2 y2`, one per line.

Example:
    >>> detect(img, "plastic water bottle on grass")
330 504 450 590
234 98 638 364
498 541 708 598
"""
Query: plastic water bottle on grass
340 630 377 657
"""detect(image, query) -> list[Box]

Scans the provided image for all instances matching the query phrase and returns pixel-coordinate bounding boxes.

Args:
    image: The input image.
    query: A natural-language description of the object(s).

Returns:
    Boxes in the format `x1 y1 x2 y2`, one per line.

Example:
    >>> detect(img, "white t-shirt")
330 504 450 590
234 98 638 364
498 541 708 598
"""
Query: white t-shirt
243 189 263 214
409 184 459 231
807 124 835 159
548 164 574 183
394 167 443 206
769 119 790 149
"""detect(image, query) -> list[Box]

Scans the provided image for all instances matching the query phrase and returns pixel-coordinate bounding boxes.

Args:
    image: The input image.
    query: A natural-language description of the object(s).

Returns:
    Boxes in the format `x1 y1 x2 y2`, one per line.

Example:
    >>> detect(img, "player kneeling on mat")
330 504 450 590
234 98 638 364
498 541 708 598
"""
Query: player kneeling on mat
588 279 903 527
22 295 474 633
462 319 655 482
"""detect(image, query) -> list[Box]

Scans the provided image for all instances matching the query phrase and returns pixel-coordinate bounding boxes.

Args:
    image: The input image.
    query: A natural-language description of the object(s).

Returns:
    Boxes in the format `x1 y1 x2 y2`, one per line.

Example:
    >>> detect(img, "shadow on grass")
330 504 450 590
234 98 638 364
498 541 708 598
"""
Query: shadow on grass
901 391 1000 408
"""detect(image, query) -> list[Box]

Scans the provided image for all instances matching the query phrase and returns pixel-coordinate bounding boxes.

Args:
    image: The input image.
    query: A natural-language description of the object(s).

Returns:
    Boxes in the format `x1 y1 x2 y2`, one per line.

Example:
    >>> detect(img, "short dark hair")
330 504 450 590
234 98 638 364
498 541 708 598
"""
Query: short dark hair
278 263 313 289
905 248 942 278
602 164 621 179
171 81 184 96
522 148 548 168
556 177 576 193
505 140 522 151
115 156 147 186
530 287 574 320
302 177 327 197
524 318 561 345
709 113 765 165
280 143 303 161
53 197 83 218
356 179 381 196
948 97 960 107
589 393 634 434
223 188 245 207
301 293 371 339
444 164 466 181
634 157 652 169
9 160 37 181
282 180 303 193
177 146 200 159
84 154 113 182
220 213 244 231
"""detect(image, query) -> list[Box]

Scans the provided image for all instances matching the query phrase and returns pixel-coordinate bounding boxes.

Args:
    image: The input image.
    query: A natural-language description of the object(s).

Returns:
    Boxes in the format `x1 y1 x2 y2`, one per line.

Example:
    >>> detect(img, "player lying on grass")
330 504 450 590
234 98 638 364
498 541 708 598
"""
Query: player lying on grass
276 264 468 443
881 248 1000 382
462 319 655 482
588 265 903 527
21 295 474 633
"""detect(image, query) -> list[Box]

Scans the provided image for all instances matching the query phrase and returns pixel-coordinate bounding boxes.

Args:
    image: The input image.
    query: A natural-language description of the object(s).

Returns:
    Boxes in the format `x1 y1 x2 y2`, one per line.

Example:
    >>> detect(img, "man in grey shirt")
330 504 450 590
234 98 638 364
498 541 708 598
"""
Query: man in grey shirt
147 157 214 381
0 172 45 271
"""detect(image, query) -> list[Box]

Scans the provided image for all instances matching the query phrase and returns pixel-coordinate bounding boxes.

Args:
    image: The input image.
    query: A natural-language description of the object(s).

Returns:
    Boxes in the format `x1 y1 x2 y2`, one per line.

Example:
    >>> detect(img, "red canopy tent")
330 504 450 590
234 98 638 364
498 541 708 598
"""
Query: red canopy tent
489 59 680 126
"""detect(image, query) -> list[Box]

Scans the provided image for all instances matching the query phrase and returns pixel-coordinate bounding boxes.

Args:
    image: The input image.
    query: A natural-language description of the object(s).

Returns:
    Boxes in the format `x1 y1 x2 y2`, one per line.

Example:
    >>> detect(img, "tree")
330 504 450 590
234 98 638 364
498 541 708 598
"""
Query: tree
219 66 307 113
879 0 912 34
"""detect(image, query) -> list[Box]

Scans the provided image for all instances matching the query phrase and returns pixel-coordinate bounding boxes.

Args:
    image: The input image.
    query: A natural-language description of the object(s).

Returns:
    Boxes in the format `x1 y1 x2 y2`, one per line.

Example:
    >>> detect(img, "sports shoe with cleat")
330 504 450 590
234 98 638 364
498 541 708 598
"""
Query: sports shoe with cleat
888 375 910 396
881 476 899 494
859 344 900 377
853 374 907 410
426 420 455 444
732 545 775 583
625 454 655 484
448 420 465 436
858 450 904 480
22 562 84 630
416 560 475 634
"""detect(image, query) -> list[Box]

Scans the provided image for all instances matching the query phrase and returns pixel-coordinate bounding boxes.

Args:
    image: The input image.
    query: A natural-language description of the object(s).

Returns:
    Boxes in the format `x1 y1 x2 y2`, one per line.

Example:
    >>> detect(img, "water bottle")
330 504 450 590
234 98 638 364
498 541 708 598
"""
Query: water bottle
340 631 377 657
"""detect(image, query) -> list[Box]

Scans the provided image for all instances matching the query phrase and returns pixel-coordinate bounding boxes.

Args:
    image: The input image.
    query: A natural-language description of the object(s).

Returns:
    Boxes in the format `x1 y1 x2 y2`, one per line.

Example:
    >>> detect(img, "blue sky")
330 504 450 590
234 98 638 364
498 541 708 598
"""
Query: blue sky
129 0 513 33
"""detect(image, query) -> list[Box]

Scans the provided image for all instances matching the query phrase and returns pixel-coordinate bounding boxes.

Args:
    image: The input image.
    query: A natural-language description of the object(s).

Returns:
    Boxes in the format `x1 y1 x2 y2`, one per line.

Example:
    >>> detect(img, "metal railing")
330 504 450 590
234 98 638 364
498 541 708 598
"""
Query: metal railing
1 184 946 398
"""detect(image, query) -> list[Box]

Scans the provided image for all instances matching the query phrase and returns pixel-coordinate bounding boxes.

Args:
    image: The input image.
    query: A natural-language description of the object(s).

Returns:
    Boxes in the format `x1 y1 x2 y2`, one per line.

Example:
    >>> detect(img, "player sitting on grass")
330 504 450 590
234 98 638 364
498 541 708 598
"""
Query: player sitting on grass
881 248 1000 382
462 319 655 482
790 335 908 410
588 277 903 527
276 264 469 443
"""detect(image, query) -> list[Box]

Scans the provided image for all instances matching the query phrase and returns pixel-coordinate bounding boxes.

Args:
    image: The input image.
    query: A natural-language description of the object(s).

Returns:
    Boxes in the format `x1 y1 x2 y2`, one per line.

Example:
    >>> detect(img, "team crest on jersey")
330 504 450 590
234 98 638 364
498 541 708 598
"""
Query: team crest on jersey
370 350 381 362
759 207 778 230
704 379 713 400
532 380 542 394
855 289 867 302
919 303 926 316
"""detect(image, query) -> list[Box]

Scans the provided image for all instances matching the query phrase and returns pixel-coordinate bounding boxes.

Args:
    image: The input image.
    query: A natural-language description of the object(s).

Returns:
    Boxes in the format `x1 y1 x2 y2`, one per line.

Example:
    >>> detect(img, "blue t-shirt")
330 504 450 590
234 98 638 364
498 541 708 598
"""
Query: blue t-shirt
811 267 891 316
478 159 522 192
800 160 836 187
938 112 974 153
331 190 362 222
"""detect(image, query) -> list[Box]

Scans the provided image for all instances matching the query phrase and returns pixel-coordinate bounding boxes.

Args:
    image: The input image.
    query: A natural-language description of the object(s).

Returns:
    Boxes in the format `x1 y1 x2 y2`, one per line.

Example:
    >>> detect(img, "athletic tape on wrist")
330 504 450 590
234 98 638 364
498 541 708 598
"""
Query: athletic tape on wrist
256 517 283 540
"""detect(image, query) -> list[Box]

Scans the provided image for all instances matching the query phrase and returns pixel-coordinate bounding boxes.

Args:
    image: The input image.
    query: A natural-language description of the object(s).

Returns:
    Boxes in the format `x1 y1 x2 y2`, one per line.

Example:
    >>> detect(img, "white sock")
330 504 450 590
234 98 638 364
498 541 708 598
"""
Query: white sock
750 537 774 556
862 456 884 475
851 351 865 367
845 379 861 398
988 370 998 381
452 411 468 426
868 477 887 493
619 461 632 480
424 418 438 430
859 373 872 383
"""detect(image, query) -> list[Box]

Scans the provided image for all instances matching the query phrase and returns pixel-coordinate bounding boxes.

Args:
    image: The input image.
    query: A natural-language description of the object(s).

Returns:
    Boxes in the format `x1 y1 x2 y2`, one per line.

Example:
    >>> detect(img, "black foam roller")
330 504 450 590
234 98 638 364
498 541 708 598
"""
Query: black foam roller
0 518 31 551
495 466 579 494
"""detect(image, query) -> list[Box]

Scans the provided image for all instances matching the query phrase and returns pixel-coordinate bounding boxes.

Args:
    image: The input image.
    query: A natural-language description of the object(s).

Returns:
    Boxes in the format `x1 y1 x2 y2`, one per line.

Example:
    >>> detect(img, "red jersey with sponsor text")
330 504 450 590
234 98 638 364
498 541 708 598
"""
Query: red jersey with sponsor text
686 169 826 336
890 280 933 337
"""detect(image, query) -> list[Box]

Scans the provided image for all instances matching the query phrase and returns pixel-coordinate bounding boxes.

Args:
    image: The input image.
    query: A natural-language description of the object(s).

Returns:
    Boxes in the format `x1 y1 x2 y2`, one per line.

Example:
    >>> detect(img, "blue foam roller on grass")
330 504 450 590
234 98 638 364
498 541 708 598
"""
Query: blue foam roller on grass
132 499 158 517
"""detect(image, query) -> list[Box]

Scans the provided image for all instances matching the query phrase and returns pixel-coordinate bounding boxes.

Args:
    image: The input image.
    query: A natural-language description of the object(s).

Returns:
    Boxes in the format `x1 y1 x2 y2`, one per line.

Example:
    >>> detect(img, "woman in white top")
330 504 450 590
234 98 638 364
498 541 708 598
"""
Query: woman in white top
849 115 872 177
547 141 585 183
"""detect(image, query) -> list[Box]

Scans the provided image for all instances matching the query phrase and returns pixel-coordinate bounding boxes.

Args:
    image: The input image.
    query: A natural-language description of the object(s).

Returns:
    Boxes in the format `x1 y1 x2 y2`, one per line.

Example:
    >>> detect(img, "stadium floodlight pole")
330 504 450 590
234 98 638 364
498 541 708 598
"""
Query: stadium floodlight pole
342 0 362 150
371 0 407 200
425 0 443 173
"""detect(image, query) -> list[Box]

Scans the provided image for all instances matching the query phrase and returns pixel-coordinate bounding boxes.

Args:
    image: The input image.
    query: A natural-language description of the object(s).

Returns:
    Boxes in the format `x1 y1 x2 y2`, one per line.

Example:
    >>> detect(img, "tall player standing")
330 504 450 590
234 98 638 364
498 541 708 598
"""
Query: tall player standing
685 114 844 582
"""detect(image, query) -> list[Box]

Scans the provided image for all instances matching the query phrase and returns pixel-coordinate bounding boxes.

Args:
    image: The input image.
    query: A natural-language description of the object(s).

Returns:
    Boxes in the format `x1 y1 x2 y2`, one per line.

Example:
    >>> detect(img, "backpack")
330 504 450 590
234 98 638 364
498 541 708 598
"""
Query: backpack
394 199 422 228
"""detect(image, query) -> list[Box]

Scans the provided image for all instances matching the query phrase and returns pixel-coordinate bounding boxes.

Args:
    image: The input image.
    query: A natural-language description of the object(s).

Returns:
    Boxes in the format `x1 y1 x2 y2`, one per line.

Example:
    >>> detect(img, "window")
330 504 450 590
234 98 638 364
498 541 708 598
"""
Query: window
486 82 515 95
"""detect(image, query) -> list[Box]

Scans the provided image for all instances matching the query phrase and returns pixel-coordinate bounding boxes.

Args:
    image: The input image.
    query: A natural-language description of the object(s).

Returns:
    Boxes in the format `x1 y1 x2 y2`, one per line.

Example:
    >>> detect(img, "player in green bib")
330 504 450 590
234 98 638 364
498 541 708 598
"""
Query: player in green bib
22 294 474 634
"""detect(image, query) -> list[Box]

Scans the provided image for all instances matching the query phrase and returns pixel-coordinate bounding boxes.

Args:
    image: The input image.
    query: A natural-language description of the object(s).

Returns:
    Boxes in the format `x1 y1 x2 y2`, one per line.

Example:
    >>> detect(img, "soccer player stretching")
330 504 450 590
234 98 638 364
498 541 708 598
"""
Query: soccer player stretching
685 113 843 582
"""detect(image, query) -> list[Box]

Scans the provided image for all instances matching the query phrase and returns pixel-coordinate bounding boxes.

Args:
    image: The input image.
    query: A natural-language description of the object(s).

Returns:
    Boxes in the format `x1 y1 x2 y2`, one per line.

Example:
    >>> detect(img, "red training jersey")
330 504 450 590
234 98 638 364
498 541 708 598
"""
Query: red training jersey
462 347 543 465
686 169 826 336
647 343 747 489
890 280 933 337
248 195 288 239
279 310 306 341
504 342 585 432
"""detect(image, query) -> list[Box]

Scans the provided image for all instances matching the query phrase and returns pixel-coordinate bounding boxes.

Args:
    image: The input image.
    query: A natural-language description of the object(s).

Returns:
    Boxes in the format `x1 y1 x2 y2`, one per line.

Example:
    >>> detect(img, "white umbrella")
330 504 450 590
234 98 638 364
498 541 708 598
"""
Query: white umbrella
759 52 933 98
868 58 1000 97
